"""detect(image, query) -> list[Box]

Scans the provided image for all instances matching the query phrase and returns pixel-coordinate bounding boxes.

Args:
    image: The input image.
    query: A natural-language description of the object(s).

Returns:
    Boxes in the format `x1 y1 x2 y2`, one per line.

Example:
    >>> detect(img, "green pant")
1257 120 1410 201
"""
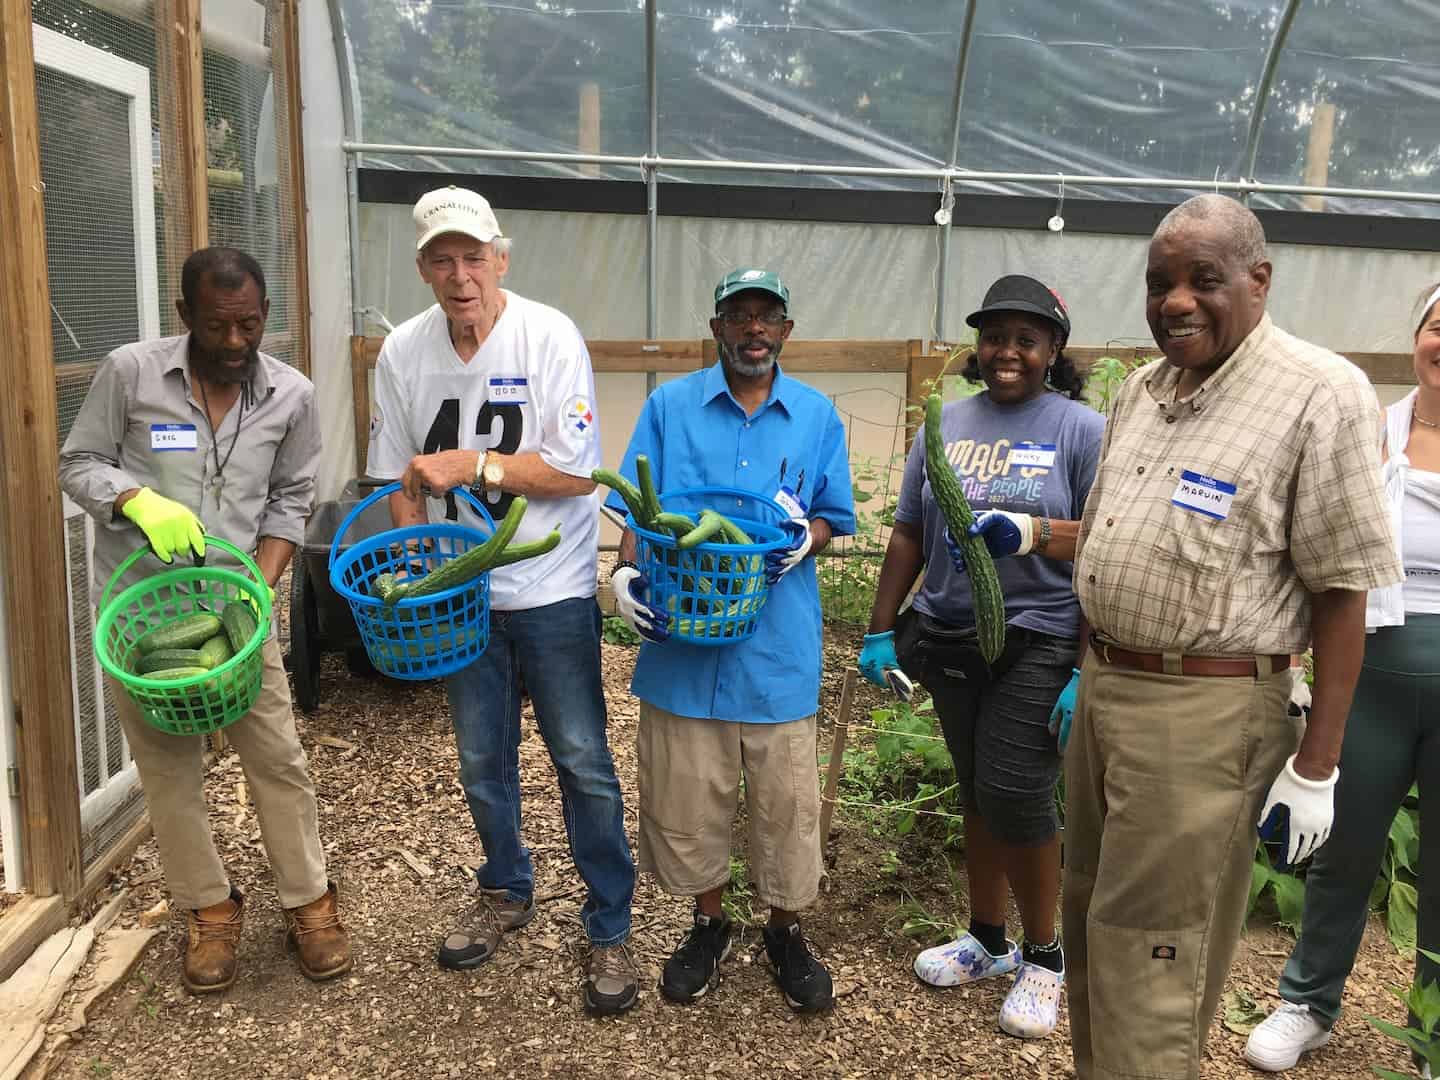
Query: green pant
1279 614 1440 1025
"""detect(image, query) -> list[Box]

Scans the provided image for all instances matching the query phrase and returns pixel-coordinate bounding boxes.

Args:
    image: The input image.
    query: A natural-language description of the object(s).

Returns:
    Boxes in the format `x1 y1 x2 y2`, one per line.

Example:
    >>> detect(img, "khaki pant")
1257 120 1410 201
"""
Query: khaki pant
636 703 822 911
1062 651 1297 1080
110 638 328 910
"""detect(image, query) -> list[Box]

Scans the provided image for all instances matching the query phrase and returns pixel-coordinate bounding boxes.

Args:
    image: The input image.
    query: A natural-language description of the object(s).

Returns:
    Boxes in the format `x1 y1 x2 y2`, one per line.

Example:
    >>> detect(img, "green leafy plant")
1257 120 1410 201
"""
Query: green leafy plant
721 854 758 926
1367 951 1440 1078
601 614 641 646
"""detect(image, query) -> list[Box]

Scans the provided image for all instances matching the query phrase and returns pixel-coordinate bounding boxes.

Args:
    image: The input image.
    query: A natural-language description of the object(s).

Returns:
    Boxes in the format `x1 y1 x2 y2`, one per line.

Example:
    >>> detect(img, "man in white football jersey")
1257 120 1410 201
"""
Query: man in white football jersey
367 186 637 1016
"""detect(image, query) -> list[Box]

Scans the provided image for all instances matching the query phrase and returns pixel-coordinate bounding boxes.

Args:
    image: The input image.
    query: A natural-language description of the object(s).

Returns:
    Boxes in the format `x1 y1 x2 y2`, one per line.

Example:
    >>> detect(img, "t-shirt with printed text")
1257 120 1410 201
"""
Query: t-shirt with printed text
896 389 1105 639
366 294 601 611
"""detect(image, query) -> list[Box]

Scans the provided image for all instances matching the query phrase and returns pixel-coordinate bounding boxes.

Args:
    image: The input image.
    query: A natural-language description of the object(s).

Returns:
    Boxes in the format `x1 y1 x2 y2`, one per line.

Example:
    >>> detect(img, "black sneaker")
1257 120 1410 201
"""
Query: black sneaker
659 911 733 1002
761 921 833 1013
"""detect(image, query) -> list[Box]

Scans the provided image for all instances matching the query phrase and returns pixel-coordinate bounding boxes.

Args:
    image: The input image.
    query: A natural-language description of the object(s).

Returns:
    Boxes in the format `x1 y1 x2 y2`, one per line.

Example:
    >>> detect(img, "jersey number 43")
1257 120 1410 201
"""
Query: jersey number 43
423 398 522 521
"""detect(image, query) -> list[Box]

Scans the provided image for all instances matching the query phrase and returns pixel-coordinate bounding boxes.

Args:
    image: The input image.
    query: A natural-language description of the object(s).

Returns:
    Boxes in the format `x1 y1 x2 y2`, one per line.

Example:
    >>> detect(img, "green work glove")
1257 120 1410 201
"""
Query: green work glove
120 487 206 563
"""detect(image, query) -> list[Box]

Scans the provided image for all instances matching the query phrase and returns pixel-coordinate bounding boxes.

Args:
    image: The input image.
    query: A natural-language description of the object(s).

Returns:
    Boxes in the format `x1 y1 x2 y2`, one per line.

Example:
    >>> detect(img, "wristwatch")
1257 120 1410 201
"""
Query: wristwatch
472 450 505 495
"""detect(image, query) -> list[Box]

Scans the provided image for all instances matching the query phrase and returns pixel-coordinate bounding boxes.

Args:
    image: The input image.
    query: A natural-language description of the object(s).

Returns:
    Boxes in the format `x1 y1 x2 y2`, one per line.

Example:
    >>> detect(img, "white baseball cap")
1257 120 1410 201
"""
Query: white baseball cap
413 186 503 251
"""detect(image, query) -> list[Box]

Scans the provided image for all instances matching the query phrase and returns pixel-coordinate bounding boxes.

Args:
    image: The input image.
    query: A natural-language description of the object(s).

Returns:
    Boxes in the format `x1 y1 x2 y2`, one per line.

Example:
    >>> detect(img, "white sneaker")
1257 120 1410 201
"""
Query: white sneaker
913 932 1021 988
1243 1001 1332 1071
998 961 1064 1039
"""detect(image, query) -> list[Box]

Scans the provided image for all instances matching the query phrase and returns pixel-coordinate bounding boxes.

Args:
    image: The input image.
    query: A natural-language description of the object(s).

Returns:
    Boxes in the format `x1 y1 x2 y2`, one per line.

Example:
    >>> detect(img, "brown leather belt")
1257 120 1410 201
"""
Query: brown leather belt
1089 635 1288 678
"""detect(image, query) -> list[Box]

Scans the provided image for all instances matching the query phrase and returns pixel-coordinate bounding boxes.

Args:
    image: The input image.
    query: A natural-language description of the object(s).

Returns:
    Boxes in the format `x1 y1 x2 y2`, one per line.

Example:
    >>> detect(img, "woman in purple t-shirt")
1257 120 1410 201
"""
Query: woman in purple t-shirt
859 274 1104 1041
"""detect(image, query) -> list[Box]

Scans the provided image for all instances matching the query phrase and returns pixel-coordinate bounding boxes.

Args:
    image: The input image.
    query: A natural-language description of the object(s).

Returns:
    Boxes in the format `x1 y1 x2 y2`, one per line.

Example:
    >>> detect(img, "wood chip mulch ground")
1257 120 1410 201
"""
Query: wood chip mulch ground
32 624 1421 1079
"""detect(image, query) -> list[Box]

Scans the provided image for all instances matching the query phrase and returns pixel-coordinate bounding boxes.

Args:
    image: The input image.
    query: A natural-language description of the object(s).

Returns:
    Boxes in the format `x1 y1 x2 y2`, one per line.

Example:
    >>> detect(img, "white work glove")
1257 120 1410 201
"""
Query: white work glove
610 564 669 644
1288 666 1312 715
764 519 813 585
1257 754 1338 869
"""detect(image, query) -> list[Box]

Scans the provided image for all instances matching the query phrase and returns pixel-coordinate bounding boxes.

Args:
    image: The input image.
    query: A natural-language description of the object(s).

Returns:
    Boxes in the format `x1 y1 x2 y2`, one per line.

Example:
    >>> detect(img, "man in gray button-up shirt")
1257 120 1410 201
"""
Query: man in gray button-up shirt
58 247 351 995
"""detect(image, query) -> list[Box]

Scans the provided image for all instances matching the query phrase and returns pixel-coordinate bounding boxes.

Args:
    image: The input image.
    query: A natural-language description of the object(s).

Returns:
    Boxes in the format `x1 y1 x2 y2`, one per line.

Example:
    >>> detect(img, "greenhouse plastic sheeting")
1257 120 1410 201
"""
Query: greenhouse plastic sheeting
338 0 1440 212
357 201 1438 351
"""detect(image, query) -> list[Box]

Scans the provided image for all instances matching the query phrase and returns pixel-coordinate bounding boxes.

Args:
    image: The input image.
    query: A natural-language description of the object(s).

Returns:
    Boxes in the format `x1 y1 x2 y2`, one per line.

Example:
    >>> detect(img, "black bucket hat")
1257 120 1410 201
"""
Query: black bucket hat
965 274 1071 345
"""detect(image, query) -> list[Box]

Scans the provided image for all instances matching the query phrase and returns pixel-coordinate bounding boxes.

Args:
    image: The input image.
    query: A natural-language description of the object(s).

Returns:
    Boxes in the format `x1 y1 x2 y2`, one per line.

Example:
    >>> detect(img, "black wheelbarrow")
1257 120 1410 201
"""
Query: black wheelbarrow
286 480 396 711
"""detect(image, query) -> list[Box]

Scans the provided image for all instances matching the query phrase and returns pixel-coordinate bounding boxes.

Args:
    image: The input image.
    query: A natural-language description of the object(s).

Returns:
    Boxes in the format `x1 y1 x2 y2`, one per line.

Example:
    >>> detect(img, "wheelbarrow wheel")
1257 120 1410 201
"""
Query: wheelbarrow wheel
289 556 322 712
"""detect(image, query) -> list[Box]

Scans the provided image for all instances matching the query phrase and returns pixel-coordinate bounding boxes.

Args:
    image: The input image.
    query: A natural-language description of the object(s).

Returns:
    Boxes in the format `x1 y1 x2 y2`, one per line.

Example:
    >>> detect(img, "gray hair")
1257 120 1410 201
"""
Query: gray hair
490 236 513 258
1153 194 1268 268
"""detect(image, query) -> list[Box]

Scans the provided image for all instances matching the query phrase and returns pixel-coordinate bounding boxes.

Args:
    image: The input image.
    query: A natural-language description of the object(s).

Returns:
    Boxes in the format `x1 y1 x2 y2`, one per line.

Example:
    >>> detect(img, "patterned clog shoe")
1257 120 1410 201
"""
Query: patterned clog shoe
913 932 1021 988
998 961 1065 1039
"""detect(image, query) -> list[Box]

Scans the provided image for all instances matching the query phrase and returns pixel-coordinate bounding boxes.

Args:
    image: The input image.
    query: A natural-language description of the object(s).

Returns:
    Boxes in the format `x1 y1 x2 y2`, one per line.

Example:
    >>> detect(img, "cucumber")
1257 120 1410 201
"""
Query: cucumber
592 469 648 525
139 613 224 655
371 572 402 602
924 393 1006 663
221 601 259 653
489 528 562 567
634 455 662 528
678 510 728 550
140 665 211 682
394 495 528 604
653 512 698 539
136 648 206 674
197 634 234 669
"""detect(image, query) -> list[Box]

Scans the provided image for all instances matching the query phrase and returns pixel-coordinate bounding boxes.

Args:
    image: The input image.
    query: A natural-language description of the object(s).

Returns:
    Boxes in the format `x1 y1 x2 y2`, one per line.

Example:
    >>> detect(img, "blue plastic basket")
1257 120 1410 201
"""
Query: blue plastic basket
631 487 791 646
328 482 496 680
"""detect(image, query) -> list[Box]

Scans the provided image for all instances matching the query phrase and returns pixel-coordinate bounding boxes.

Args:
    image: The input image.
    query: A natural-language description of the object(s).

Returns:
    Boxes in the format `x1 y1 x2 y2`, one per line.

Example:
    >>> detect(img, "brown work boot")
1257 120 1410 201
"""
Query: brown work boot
437 887 536 971
183 889 244 995
284 881 353 981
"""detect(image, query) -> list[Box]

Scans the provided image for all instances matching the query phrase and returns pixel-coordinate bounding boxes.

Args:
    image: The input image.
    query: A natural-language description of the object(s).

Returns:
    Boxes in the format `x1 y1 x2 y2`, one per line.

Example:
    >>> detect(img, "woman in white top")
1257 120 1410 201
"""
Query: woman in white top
1245 282 1440 1072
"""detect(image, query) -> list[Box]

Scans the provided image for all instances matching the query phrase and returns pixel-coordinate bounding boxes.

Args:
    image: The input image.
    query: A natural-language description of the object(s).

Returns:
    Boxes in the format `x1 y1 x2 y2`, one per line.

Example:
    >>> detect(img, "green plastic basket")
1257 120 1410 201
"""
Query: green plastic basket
95 537 273 736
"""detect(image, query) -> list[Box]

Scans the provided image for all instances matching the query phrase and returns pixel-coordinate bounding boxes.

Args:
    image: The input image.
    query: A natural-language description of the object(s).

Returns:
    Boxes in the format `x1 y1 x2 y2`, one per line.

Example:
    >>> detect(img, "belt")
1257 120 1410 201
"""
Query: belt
1089 635 1288 678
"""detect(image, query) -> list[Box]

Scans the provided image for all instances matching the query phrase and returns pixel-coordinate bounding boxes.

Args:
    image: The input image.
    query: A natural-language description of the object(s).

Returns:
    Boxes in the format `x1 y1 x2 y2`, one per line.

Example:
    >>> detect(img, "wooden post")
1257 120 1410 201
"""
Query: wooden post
818 667 856 845
276 0 312 377
0 0 84 899
155 0 208 279
578 81 601 178
1301 102 1335 213
905 339 949 450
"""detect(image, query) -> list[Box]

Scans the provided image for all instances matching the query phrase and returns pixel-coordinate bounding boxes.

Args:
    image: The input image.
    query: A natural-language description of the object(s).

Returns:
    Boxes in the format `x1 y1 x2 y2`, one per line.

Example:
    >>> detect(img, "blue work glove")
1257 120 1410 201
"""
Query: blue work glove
859 630 900 688
1049 668 1081 751
610 565 669 644
765 519 813 585
1258 754 1338 870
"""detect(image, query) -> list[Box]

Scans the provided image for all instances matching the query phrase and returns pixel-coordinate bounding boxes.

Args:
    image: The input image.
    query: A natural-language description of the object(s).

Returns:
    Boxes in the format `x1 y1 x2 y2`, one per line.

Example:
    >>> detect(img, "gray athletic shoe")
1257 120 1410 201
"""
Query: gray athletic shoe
437 887 535 971
585 942 639 1016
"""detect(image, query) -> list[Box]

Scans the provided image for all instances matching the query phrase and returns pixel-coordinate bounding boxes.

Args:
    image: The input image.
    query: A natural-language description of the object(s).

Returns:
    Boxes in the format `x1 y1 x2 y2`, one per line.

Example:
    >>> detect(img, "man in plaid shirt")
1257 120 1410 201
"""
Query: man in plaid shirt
1059 194 1401 1080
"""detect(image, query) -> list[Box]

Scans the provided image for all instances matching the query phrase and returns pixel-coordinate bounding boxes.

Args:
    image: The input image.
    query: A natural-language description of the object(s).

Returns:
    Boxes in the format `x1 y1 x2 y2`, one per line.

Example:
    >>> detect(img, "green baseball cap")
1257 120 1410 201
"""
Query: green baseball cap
714 268 789 310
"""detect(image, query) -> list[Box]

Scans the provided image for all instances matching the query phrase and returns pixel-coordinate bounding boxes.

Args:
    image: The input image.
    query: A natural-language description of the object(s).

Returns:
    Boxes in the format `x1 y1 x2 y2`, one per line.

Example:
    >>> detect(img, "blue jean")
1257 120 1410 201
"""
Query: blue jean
445 597 634 946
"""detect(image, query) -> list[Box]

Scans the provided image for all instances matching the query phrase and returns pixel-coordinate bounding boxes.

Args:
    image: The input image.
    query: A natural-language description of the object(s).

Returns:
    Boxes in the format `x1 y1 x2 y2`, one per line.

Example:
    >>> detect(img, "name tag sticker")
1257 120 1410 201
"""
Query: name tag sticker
774 485 808 519
150 423 197 451
488 376 528 405
1009 441 1057 469
1171 469 1236 521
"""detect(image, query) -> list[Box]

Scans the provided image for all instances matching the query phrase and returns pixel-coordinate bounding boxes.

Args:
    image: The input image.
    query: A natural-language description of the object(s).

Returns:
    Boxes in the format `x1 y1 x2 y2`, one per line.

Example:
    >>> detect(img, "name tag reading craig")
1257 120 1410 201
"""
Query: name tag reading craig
1171 469 1236 521
488 376 528 405
151 423 198 451
1008 441 1057 469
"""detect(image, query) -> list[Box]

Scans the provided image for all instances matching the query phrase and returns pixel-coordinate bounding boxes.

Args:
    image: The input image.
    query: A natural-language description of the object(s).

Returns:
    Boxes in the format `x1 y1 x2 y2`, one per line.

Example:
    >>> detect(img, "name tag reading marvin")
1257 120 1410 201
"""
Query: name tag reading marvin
1009 441 1057 469
150 423 197 451
488 376 528 405
1171 469 1236 521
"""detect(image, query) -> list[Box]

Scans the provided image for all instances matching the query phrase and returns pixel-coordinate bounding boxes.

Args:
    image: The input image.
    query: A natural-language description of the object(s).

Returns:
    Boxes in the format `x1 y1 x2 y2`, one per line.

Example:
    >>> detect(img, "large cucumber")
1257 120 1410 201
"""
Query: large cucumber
592 469 648 525
634 455 663 528
136 648 206 674
139 613 223 655
221 602 259 653
140 665 211 682
197 634 234 670
489 528 562 567
394 495 528 604
678 510 728 550
924 393 1006 663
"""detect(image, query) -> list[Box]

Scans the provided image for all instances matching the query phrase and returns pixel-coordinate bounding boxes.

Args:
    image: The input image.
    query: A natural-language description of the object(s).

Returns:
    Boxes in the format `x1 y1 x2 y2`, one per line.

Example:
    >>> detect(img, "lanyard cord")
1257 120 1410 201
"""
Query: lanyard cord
196 376 244 494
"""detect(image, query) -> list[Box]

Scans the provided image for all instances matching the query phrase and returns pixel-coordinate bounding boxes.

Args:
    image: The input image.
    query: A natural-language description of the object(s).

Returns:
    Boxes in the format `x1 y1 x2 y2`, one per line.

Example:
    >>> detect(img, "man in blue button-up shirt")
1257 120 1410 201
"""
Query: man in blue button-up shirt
607 269 855 1013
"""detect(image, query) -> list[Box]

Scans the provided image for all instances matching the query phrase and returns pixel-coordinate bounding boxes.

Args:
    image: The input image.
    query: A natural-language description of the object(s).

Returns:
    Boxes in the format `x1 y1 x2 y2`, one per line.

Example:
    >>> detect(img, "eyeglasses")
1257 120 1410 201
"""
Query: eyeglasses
717 310 787 328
